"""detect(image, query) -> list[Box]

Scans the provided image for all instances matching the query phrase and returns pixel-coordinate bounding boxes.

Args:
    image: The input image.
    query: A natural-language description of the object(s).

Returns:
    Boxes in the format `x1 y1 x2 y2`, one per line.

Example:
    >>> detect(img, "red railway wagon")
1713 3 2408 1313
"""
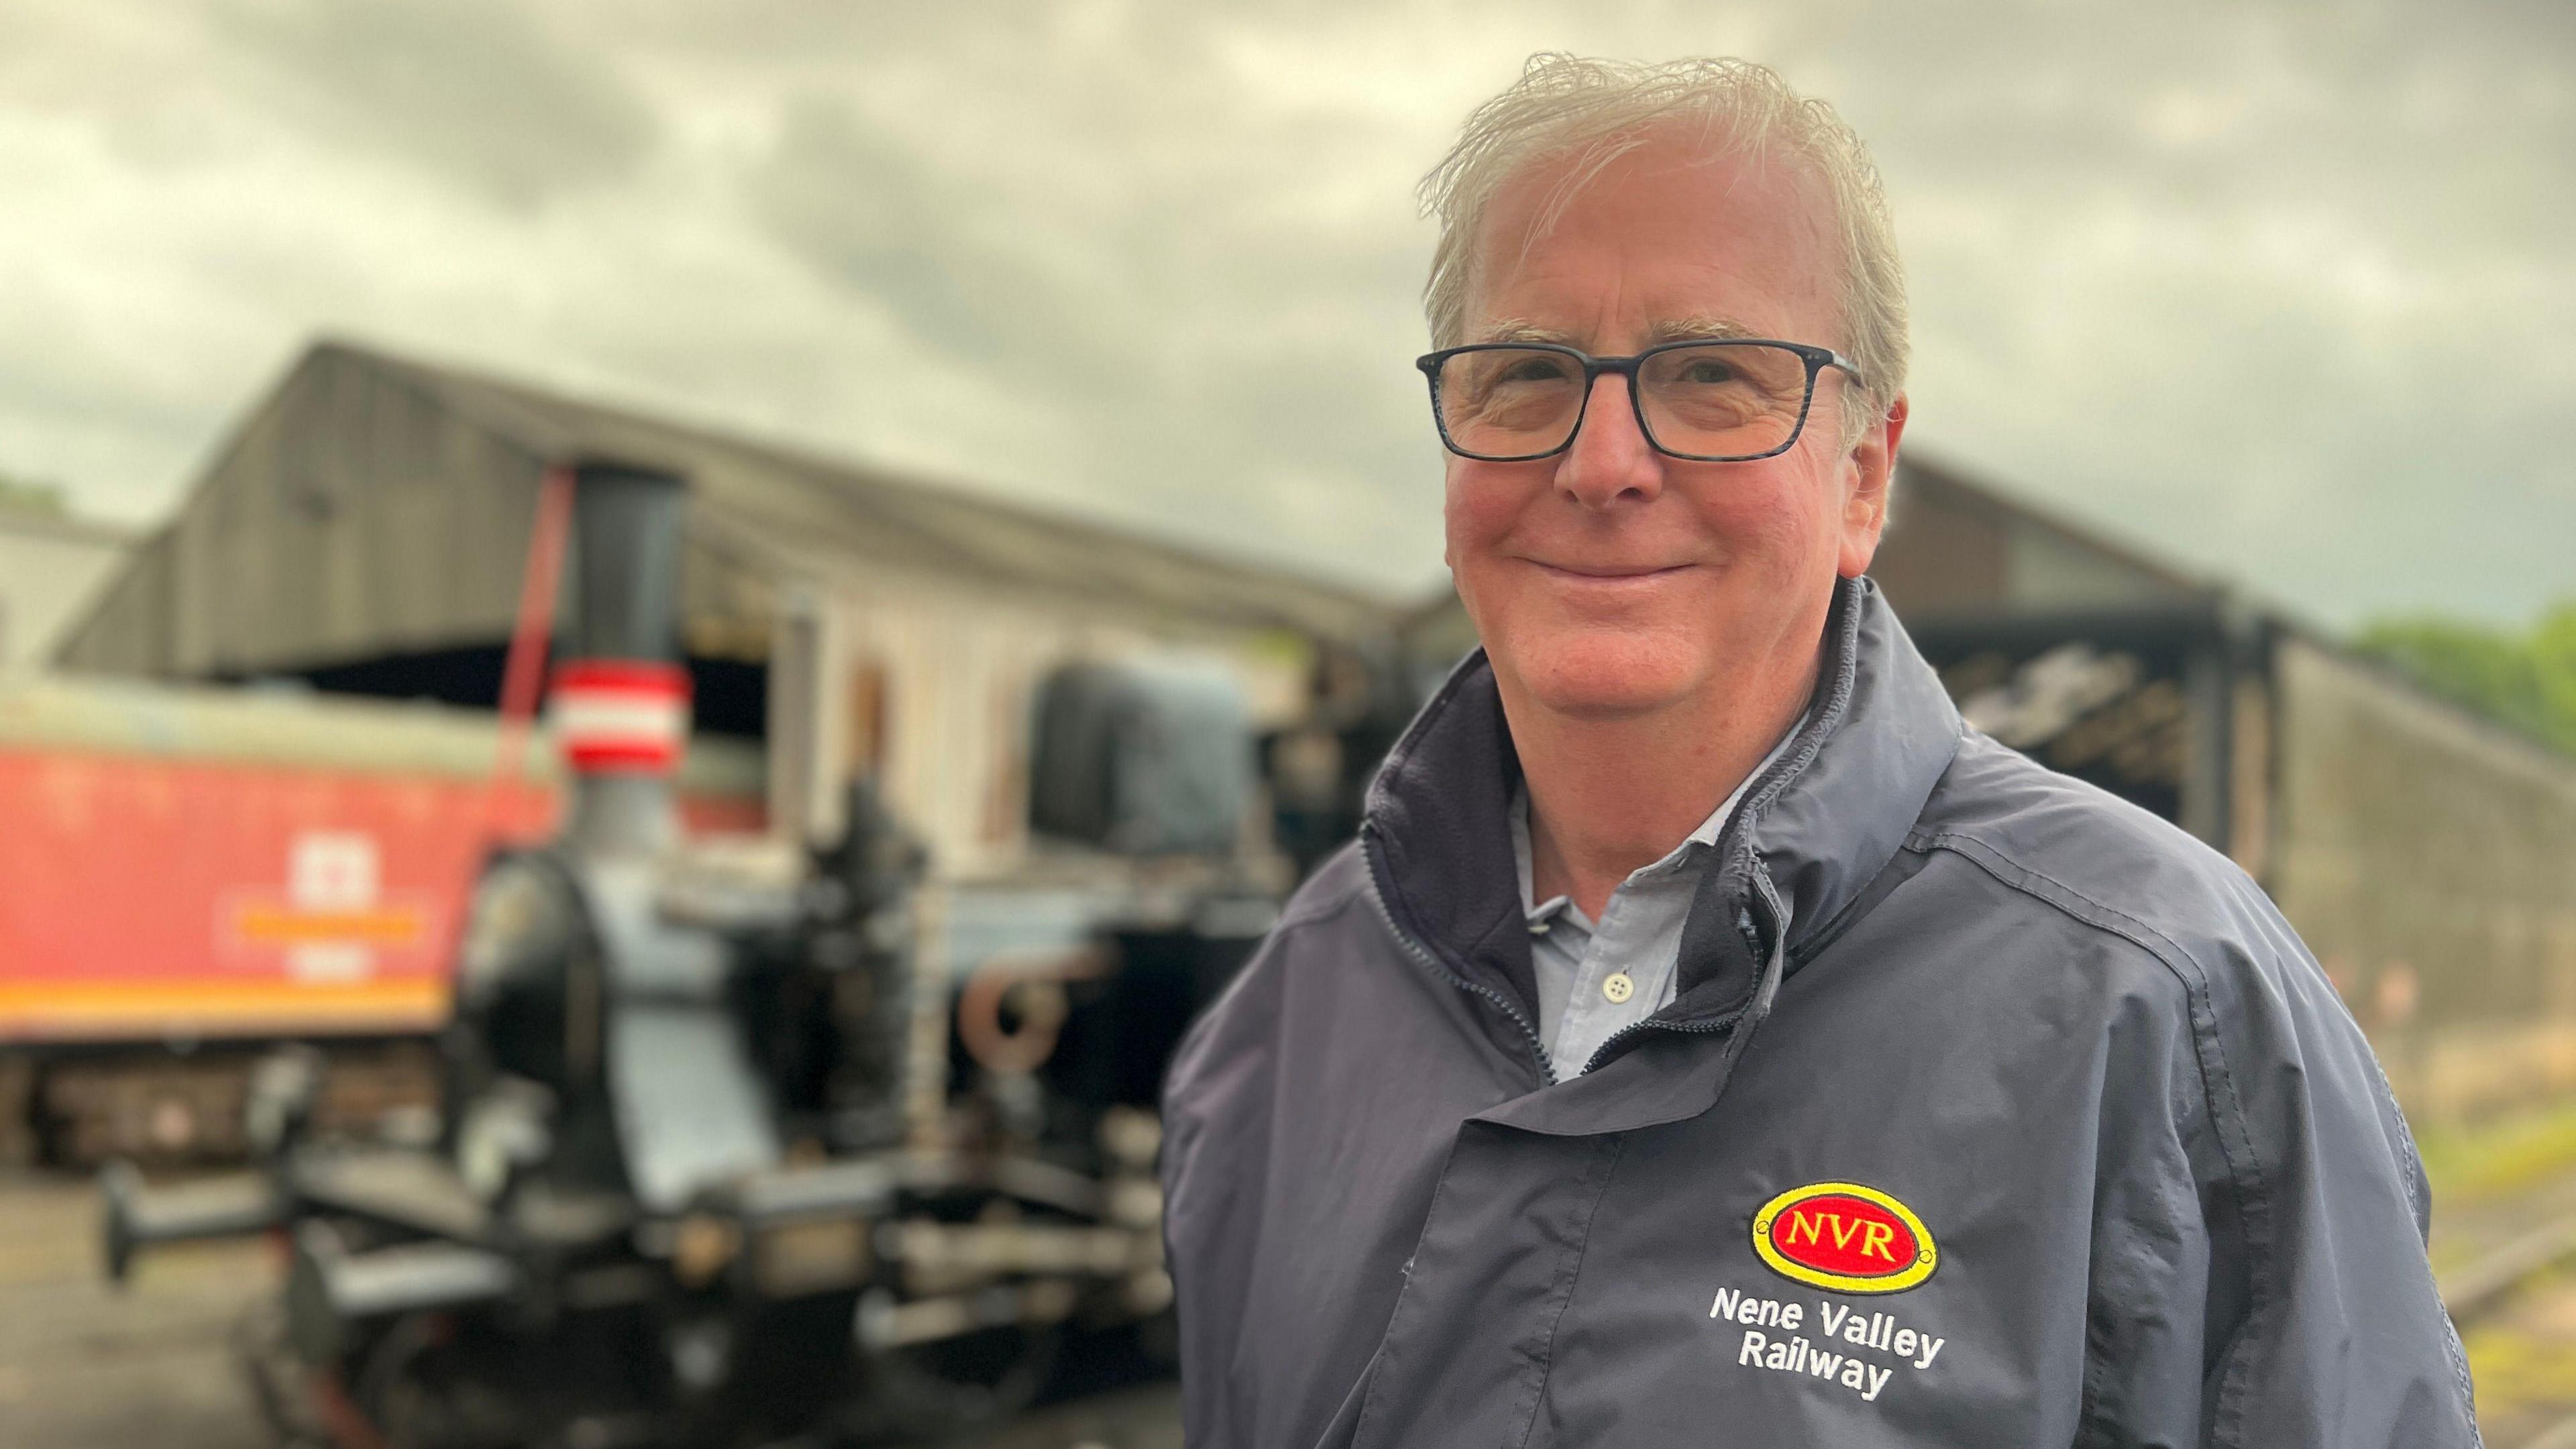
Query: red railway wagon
0 674 765 1163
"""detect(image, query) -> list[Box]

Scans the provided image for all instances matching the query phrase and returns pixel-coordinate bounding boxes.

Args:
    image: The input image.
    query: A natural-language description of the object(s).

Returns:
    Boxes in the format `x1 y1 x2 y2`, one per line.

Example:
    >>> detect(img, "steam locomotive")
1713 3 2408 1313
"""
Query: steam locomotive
100 462 1268 1448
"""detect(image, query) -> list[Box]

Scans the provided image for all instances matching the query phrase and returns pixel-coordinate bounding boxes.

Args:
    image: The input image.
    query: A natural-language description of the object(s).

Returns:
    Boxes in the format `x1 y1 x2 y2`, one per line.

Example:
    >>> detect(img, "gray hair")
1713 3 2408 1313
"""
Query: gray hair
1419 54 1908 446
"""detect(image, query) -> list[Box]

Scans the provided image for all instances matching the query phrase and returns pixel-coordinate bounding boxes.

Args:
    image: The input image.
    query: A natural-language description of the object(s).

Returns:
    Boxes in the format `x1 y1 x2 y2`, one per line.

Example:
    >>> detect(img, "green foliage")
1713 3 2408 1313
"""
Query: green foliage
2358 602 2576 756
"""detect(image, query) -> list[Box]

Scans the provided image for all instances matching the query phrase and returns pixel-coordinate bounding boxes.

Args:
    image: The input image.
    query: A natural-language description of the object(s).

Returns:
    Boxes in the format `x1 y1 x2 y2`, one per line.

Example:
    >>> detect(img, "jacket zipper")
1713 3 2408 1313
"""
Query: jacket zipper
1356 574 1865 1091
1578 870 1788 1077
1578 1004 1746 1078
1356 822 1555 1086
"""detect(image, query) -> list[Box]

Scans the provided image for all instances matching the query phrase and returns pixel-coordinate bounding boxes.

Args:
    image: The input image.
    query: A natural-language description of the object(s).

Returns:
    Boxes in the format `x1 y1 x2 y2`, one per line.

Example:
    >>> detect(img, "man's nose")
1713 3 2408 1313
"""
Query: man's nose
1553 372 1665 510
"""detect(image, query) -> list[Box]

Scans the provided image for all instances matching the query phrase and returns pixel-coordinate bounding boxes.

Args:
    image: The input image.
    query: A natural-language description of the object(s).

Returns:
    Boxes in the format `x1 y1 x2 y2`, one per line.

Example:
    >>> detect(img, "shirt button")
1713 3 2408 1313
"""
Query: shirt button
1602 973 1634 1004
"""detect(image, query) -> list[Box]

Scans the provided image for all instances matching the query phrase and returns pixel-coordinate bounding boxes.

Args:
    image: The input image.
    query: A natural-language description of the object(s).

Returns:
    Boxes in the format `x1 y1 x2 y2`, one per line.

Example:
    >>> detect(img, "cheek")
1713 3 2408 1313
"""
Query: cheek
1442 462 1524 568
1702 460 1841 570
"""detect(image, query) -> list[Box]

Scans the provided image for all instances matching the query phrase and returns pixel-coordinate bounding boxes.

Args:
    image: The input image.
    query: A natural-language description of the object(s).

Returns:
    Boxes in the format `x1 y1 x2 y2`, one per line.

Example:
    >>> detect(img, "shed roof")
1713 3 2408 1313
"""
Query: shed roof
56 340 1394 679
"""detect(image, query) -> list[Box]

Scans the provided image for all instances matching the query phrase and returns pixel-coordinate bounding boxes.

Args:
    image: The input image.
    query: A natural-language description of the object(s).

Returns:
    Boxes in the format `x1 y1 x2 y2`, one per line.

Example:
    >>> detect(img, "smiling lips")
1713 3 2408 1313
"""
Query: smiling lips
1530 560 1697 582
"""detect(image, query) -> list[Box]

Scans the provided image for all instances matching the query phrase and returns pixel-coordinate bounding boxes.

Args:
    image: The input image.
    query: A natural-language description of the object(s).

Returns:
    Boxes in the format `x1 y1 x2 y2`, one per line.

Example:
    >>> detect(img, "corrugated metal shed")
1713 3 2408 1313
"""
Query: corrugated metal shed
54 340 1391 681
1865 454 2208 621
2263 634 2576 1120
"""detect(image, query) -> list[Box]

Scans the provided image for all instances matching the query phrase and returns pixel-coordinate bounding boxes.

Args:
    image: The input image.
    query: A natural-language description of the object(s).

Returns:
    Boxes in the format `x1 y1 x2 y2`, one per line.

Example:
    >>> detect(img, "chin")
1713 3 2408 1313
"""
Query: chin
1497 629 1711 720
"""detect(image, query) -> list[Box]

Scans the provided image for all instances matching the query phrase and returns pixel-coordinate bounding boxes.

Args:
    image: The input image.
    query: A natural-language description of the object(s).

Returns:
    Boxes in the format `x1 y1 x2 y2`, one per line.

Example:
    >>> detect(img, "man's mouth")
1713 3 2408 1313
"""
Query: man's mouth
1528 560 1695 581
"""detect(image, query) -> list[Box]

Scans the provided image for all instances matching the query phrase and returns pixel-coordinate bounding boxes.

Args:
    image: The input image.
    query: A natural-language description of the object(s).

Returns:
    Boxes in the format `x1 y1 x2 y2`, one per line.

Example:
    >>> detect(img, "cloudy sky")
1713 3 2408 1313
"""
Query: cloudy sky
3 0 2568 628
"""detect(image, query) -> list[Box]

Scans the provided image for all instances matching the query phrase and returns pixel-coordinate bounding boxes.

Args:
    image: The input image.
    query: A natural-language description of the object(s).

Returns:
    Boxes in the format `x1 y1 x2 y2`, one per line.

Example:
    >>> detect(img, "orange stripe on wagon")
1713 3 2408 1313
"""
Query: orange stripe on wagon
0 979 449 1038
231 903 427 947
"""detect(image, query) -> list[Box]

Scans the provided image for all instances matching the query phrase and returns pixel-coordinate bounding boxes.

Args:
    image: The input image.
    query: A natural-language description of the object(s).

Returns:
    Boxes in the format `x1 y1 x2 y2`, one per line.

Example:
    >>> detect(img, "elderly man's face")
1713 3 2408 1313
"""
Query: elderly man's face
1444 131 1899 722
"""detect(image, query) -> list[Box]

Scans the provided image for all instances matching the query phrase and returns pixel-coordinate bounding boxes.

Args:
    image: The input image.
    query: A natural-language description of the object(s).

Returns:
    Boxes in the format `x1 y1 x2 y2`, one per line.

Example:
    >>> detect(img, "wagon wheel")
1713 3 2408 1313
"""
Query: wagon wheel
351 1312 522 1449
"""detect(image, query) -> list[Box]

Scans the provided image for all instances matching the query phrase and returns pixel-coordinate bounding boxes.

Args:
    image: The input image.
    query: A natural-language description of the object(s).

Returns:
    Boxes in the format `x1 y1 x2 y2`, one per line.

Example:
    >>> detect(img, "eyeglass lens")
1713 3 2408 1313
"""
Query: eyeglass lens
1434 343 1815 461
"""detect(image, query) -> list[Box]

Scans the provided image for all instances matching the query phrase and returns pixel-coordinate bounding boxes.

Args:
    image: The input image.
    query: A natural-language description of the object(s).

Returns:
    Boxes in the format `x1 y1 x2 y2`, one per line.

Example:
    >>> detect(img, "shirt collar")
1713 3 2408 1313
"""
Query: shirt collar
1510 790 1587 932
1511 712 1809 925
1360 576 1966 1034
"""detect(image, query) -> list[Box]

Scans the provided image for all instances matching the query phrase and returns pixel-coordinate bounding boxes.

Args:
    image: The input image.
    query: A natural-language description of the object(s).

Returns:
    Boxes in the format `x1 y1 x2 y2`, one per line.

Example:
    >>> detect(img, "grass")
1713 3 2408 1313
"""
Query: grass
2418 1096 2576 1210
2463 1313 2576 1418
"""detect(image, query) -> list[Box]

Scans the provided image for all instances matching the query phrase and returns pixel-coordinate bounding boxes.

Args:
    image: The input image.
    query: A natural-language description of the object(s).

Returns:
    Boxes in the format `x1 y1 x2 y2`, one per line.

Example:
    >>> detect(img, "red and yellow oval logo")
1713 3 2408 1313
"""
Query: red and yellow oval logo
1752 1182 1937 1294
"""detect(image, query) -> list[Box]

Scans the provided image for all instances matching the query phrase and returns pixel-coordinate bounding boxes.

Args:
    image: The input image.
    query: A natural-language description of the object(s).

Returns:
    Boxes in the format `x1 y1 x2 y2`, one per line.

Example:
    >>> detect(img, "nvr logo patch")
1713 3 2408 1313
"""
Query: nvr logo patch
1752 1182 1937 1294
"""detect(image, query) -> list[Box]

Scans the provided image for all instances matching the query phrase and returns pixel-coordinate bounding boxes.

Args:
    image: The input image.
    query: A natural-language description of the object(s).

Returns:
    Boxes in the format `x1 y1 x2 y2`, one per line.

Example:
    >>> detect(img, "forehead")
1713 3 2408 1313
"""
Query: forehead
1464 128 1841 346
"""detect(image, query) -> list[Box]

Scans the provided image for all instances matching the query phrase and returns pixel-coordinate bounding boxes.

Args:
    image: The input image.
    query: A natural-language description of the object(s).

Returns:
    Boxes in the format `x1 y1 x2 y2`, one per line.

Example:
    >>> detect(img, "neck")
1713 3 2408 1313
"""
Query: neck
1511 642 1821 921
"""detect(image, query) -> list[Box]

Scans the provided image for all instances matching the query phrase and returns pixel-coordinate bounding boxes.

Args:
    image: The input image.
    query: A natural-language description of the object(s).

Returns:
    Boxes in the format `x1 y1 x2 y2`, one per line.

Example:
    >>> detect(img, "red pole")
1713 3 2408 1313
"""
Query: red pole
486 462 577 837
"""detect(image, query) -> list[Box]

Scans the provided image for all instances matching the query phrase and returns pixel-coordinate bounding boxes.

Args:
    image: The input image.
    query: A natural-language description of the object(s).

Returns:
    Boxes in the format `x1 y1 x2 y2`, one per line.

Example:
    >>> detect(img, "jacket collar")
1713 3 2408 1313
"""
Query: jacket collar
1360 576 1962 1099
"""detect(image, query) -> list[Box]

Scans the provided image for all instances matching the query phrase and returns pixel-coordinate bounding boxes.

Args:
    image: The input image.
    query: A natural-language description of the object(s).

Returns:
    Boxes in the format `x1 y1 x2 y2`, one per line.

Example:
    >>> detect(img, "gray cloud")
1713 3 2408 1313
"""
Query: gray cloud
211 0 658 209
750 96 1128 381
1832 0 2576 623
0 0 2568 627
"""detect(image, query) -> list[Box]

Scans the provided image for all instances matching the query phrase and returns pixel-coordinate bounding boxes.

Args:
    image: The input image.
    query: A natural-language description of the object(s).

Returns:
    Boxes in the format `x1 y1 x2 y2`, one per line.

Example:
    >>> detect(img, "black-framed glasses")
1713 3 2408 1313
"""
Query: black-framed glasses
1415 339 1864 464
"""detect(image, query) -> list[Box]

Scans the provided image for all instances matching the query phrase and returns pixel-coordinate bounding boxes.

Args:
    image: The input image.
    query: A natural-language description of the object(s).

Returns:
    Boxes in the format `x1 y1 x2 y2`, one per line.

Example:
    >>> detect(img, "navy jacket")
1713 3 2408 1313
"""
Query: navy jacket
1161 576 2478 1448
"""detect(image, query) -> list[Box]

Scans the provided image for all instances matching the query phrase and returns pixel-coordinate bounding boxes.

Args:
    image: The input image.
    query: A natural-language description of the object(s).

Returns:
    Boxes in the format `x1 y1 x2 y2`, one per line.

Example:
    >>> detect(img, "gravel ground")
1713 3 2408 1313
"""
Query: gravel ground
3 1160 2569 1447
0 1171 274 1449
0 1169 1179 1449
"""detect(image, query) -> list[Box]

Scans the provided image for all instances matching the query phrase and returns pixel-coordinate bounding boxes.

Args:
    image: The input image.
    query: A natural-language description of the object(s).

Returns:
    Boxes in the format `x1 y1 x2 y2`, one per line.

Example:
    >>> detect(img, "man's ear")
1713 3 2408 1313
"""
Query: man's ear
1837 394 1907 580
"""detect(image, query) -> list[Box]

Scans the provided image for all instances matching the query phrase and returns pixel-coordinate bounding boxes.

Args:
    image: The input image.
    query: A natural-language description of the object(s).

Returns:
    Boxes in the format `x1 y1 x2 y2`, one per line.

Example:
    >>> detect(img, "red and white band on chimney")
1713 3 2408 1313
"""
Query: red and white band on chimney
549 659 692 774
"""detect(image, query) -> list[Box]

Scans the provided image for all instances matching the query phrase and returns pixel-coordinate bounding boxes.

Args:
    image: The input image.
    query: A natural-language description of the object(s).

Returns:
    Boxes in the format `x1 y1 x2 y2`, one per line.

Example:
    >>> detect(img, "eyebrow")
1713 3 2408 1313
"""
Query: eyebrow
1646 315 1760 343
1468 315 1762 347
1472 320 1576 345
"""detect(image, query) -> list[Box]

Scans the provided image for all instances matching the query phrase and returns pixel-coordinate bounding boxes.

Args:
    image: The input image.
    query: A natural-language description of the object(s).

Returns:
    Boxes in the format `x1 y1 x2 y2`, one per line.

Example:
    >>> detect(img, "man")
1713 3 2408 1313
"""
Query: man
1161 53 2479 1449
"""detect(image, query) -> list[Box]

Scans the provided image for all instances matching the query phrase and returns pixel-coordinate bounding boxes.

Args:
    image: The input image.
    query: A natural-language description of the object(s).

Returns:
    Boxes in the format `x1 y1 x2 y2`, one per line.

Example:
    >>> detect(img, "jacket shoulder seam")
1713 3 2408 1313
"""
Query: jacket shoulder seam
1269 878 1370 938
1903 827 2272 1448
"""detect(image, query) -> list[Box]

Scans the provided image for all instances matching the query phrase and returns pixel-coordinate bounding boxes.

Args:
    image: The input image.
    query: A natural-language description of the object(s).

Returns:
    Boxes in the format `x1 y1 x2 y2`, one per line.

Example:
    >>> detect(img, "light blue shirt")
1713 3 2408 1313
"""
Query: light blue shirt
1511 722 1802 1081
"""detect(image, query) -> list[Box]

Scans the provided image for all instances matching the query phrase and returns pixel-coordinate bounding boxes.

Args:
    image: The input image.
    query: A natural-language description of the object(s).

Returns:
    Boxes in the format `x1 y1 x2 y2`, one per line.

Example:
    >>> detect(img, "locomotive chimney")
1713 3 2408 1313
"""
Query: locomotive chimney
549 462 691 858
